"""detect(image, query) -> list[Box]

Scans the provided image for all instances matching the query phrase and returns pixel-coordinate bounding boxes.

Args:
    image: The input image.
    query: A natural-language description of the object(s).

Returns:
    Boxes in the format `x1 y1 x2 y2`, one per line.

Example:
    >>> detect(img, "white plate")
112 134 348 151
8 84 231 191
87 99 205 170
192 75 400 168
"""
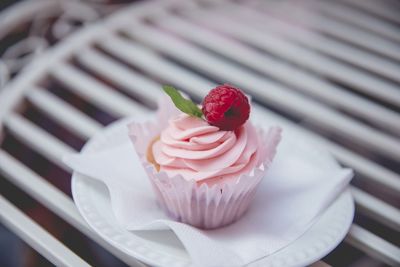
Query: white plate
72 117 354 267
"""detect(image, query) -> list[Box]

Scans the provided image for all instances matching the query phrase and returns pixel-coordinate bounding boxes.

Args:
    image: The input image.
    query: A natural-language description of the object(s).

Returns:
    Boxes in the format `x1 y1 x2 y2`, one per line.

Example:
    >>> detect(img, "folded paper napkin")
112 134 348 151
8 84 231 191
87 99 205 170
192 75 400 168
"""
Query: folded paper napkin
64 122 353 267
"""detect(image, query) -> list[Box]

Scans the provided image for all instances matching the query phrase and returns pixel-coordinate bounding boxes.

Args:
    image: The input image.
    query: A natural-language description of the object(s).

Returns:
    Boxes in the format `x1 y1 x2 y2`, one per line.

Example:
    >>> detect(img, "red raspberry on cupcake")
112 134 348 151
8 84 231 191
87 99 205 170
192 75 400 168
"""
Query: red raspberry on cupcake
202 84 250 131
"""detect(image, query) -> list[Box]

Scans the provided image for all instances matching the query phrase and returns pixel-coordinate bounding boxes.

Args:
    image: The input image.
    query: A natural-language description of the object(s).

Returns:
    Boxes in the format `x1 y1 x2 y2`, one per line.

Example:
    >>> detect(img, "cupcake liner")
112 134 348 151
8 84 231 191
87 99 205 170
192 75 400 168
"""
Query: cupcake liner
128 96 281 229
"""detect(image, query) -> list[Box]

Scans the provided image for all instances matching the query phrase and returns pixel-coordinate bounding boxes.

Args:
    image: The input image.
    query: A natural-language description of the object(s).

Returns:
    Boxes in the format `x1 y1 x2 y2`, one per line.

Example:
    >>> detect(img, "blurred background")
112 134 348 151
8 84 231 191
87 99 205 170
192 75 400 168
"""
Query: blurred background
1 2 140 266
0 0 399 266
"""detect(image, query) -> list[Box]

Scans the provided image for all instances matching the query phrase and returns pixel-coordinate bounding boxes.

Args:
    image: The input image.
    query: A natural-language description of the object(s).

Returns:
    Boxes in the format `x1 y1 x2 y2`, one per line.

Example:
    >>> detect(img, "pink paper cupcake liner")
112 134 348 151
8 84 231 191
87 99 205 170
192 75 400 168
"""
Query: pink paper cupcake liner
128 97 281 229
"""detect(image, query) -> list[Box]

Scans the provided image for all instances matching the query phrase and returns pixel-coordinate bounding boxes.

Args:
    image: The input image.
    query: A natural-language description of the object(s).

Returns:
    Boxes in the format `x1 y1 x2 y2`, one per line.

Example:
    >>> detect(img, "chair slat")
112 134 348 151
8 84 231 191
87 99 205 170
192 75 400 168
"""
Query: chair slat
0 150 88 232
346 224 400 266
323 141 400 193
76 48 161 108
99 34 216 93
342 0 400 25
51 63 147 117
122 25 400 160
26 88 102 139
0 151 146 267
316 0 400 43
185 7 400 108
226 1 400 85
0 195 91 267
4 113 74 169
254 0 400 62
351 187 400 231
155 13 400 133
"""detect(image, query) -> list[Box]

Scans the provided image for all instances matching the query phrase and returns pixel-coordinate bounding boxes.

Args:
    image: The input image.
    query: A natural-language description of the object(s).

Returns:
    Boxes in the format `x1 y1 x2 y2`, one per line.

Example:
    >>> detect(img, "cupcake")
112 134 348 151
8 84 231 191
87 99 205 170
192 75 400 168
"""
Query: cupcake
128 84 281 229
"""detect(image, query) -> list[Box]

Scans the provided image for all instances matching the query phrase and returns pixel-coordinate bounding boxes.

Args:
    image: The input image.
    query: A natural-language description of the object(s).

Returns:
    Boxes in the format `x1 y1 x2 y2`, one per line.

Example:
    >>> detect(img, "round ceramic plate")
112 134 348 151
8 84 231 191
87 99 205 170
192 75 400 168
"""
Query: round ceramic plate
71 117 354 267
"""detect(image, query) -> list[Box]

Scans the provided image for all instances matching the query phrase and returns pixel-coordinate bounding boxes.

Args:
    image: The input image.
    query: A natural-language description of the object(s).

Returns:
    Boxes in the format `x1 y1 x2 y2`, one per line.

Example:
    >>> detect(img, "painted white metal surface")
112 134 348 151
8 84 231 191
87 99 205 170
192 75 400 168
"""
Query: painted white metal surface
341 0 400 26
148 13 400 134
314 0 400 43
256 0 400 62
51 63 148 117
27 87 102 139
0 150 147 267
0 195 91 267
185 5 400 107
231 1 400 85
346 224 400 266
4 113 74 169
351 187 400 231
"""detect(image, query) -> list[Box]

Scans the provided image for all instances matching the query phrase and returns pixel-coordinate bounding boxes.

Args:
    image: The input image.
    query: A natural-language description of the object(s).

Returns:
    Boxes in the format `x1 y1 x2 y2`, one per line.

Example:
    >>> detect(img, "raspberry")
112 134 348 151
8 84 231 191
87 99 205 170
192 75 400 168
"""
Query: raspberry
202 84 250 131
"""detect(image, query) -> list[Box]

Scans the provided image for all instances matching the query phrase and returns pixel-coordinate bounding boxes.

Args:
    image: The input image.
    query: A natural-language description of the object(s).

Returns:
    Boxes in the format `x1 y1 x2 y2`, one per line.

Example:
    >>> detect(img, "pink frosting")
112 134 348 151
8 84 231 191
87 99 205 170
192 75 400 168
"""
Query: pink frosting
152 114 261 186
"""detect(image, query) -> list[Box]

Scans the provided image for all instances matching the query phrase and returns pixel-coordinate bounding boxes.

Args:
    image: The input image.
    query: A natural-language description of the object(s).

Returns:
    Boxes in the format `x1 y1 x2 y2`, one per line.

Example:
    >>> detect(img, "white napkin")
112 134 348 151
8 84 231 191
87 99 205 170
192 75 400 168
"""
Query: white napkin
64 125 352 267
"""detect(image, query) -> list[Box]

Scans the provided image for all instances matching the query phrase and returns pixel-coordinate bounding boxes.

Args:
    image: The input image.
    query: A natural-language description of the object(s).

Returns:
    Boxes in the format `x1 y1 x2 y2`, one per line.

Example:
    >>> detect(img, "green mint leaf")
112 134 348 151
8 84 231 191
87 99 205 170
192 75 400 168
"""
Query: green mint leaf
163 85 203 118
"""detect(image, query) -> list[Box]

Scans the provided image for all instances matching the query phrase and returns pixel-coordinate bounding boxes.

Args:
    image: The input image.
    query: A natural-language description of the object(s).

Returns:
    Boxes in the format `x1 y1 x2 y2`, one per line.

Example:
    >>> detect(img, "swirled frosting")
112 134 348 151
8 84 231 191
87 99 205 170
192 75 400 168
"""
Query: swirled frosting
151 114 261 186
